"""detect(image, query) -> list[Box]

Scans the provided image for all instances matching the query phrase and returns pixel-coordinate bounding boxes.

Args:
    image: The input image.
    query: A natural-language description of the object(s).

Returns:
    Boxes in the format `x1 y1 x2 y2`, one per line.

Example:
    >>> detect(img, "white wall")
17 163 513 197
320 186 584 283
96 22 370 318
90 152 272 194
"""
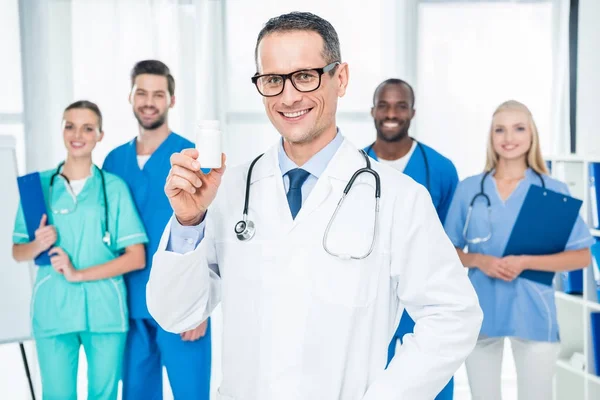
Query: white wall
577 0 600 156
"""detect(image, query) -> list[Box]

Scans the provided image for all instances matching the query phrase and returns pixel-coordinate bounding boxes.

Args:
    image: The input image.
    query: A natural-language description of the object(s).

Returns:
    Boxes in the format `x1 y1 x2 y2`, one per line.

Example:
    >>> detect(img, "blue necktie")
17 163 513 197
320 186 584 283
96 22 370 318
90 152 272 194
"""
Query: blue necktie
286 168 310 219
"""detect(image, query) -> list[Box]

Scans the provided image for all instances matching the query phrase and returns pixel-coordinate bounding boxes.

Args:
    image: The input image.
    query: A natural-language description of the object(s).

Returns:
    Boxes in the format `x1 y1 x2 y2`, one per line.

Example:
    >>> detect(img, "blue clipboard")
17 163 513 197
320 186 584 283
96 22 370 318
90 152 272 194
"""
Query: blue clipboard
502 184 582 286
16 172 52 266
591 239 600 302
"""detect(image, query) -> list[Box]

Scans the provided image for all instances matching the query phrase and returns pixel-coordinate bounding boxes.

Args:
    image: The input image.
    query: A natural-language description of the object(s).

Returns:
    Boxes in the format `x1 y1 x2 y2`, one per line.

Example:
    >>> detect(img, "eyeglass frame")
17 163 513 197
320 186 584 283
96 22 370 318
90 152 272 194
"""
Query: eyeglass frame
250 61 341 97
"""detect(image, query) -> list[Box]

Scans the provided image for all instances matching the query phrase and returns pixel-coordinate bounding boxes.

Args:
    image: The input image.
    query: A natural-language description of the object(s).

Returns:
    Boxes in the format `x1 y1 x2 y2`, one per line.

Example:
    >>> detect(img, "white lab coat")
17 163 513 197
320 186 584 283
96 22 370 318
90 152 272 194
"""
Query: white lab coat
147 139 482 400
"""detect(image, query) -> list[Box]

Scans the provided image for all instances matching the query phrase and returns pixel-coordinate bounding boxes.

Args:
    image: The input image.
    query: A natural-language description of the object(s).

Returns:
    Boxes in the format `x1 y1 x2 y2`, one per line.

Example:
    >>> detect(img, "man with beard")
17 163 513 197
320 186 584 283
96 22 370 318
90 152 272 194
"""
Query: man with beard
102 60 211 399
364 78 459 400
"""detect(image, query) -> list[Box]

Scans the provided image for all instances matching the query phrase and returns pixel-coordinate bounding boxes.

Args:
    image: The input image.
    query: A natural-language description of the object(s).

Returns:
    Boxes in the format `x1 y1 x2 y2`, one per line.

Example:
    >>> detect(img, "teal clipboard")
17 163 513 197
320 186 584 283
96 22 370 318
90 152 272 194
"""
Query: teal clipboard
503 184 582 286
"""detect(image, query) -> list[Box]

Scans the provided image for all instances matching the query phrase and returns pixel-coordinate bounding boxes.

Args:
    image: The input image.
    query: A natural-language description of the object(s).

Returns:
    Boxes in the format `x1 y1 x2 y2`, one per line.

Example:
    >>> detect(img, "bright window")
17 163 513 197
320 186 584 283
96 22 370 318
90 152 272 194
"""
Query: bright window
0 0 23 114
415 2 553 179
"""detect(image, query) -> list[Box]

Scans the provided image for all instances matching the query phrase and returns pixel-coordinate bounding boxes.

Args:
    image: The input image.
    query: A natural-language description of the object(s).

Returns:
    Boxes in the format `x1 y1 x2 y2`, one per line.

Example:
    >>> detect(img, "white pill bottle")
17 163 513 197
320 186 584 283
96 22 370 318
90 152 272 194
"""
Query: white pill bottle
196 120 222 169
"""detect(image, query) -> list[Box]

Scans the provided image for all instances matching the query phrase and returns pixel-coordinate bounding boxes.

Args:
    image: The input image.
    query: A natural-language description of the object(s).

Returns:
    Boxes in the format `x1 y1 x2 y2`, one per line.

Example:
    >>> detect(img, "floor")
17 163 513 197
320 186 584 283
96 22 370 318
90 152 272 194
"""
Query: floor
0 336 520 400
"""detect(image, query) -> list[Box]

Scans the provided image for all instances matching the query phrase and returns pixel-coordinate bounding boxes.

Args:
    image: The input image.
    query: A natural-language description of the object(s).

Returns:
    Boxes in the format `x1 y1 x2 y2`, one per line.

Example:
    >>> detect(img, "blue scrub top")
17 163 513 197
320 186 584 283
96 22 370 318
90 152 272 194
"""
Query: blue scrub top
444 168 594 342
103 132 194 319
364 141 458 222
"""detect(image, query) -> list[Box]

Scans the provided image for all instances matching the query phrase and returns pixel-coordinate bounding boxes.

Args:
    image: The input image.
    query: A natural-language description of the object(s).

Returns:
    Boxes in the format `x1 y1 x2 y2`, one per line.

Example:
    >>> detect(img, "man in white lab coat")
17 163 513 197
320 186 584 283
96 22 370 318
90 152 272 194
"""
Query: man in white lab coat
147 11 482 400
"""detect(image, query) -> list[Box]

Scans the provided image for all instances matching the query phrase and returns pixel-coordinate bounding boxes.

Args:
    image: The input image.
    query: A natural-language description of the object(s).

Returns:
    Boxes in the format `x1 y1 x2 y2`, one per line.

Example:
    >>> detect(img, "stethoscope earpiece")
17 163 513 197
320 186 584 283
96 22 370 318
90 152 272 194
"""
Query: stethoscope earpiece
235 219 256 241
463 169 546 244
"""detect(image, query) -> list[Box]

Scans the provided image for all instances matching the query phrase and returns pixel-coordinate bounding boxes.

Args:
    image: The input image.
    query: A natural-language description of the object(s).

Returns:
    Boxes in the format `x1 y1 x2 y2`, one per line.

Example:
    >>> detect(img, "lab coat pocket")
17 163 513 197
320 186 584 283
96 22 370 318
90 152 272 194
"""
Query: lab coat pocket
216 239 275 319
314 182 381 308
312 253 382 308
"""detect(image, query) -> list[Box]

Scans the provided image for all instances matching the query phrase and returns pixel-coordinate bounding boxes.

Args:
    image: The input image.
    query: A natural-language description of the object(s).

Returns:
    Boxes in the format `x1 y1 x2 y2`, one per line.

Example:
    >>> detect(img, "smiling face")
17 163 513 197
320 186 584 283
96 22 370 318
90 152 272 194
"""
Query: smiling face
371 83 415 142
62 108 103 159
256 30 348 145
130 73 174 130
491 110 532 163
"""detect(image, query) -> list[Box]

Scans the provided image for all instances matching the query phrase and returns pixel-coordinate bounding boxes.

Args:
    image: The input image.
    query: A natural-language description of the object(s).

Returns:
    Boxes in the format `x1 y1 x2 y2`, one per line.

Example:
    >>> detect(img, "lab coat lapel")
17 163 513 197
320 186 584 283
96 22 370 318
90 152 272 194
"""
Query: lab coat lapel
292 169 332 226
293 140 363 226
249 144 294 231
250 139 369 232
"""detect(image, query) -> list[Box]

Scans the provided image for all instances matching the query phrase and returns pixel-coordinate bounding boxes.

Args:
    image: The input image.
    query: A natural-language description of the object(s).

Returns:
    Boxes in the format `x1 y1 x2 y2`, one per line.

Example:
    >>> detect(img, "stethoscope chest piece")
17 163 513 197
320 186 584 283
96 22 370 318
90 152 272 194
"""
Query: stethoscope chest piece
235 218 256 241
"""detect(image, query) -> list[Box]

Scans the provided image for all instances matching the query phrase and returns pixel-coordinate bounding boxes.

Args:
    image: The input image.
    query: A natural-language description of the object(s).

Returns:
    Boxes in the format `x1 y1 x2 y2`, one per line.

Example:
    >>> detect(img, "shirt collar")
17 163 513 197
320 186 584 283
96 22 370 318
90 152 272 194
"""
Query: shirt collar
278 129 344 178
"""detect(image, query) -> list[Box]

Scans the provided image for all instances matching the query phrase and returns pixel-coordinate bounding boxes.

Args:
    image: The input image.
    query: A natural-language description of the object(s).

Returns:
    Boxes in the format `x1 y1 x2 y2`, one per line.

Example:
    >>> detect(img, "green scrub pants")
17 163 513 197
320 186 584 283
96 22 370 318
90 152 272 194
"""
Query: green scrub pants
35 331 127 400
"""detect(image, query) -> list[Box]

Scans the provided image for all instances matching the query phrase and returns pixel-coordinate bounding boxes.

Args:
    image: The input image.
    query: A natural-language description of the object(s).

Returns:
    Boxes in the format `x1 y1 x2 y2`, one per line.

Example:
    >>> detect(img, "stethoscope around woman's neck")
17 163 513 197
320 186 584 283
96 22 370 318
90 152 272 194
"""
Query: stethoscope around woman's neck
472 168 546 207
49 161 111 247
462 168 545 244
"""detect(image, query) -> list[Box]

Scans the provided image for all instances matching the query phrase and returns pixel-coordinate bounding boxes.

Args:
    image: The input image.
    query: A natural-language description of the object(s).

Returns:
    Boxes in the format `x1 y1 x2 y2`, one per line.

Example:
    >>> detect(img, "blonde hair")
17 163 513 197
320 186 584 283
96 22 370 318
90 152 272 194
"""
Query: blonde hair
484 100 548 175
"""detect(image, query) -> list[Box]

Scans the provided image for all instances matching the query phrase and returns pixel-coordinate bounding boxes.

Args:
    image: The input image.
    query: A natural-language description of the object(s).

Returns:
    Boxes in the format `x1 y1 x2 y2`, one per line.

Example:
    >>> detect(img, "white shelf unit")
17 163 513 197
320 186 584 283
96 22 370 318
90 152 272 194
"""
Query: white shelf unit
546 155 600 400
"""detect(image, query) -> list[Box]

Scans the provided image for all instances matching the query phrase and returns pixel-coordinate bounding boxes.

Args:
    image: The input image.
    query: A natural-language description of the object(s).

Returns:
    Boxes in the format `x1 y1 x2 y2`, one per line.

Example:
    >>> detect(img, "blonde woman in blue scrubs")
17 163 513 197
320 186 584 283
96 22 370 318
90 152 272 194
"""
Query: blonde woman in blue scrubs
444 100 593 400
12 100 148 400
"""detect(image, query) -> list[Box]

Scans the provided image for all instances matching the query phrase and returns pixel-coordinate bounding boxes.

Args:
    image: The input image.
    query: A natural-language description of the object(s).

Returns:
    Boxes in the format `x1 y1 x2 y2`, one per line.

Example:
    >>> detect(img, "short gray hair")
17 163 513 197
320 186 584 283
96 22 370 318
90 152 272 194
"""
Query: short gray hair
254 12 341 73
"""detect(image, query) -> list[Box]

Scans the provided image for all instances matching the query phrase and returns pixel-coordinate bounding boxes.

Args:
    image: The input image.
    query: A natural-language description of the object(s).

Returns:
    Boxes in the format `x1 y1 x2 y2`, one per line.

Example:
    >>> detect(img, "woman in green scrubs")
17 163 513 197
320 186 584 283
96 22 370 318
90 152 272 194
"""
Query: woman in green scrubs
12 100 148 400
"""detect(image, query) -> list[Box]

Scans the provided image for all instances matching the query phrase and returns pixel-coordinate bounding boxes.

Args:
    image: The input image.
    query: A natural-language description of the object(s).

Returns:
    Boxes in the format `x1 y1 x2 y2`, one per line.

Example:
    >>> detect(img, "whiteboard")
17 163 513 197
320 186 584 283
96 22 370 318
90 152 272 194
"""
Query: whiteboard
0 135 34 344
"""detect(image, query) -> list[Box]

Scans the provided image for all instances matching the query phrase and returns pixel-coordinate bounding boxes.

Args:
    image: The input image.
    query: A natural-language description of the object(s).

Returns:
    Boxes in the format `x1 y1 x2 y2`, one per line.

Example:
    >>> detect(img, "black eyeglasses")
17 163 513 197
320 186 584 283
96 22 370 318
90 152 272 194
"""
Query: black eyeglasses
251 62 340 97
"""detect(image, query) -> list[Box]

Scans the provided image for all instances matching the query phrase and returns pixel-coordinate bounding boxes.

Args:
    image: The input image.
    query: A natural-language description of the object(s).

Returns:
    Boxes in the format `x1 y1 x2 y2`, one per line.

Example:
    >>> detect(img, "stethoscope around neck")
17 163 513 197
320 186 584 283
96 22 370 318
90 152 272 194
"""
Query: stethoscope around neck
462 168 546 244
234 150 381 260
49 161 112 247
233 154 265 241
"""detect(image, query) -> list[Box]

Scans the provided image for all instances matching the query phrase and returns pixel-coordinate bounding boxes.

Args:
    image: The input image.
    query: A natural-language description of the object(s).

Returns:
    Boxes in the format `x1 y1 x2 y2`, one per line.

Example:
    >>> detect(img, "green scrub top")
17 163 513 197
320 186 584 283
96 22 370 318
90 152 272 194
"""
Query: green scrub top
12 165 148 338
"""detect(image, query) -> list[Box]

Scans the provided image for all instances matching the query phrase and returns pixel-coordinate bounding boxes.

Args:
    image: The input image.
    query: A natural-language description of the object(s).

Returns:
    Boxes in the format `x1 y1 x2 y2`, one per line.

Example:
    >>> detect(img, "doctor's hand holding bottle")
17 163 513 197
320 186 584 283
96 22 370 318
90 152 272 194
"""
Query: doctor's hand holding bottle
165 149 226 226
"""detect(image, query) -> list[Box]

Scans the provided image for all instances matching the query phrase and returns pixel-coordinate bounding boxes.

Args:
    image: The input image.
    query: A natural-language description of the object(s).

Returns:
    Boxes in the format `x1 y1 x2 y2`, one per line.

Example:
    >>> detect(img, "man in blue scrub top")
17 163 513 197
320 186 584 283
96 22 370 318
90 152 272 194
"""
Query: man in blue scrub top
364 78 459 400
103 60 211 399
